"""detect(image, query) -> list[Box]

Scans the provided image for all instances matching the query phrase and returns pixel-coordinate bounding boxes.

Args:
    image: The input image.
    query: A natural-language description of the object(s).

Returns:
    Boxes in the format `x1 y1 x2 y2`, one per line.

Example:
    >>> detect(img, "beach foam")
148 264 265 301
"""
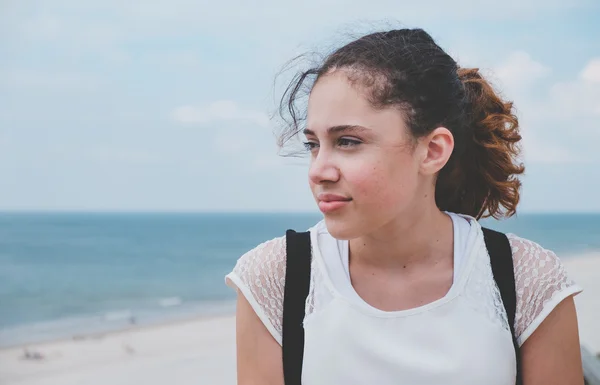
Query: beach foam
0 300 236 349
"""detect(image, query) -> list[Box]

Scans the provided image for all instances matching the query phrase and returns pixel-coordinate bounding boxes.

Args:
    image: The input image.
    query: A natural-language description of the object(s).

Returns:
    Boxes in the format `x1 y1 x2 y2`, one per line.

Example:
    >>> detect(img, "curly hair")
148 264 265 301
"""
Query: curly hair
278 28 525 219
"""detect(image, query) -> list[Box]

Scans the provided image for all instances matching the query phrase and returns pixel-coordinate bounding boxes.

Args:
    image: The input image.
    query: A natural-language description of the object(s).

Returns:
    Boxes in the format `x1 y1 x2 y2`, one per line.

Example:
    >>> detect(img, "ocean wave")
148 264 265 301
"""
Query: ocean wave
158 297 183 307
0 299 236 348
103 310 133 321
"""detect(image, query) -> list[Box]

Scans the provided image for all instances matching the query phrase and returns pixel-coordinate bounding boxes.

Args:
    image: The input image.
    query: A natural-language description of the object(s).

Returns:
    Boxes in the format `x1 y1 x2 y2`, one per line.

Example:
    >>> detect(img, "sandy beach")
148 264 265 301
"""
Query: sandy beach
564 254 600 355
0 316 237 385
1 254 598 385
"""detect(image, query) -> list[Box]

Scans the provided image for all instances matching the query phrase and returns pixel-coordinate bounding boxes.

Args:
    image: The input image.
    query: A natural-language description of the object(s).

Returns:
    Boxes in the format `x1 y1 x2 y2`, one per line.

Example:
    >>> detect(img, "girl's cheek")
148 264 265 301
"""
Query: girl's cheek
347 160 385 197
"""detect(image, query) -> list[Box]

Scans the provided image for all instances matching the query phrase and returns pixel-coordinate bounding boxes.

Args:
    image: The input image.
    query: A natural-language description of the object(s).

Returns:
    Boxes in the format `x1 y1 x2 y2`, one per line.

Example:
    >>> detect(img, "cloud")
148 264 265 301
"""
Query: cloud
20 15 62 41
493 51 551 91
0 133 7 150
1 0 598 212
155 51 204 70
4 0 595 53
548 81 600 118
520 132 584 164
89 147 162 165
7 8 121 47
173 100 270 128
511 57 600 165
252 153 291 171
580 58 600 83
83 0 595 26
0 69 102 90
486 54 599 165
545 57 600 118
213 134 250 155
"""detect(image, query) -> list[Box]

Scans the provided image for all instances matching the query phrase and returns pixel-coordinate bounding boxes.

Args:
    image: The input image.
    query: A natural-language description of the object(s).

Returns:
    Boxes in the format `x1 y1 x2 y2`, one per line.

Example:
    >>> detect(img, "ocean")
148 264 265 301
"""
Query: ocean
1 212 598 348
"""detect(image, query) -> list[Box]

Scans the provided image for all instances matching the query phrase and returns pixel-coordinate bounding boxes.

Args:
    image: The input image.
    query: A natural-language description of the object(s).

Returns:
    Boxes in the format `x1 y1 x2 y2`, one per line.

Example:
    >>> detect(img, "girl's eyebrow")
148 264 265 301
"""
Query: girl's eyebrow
303 125 370 136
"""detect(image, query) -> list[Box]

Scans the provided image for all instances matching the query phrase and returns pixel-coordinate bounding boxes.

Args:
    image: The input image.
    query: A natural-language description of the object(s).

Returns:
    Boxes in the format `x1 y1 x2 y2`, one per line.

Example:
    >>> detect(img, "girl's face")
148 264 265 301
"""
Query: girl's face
305 70 449 240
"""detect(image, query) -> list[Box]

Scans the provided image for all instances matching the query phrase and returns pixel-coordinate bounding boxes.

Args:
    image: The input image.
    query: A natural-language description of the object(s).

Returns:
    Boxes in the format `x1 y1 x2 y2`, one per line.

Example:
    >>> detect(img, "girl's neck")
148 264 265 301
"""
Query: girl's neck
349 207 454 271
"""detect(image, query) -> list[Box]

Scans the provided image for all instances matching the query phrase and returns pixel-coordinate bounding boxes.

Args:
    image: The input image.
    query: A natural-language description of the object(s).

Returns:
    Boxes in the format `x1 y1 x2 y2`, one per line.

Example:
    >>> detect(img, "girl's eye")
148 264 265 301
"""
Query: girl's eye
338 137 362 147
303 141 319 151
302 138 361 152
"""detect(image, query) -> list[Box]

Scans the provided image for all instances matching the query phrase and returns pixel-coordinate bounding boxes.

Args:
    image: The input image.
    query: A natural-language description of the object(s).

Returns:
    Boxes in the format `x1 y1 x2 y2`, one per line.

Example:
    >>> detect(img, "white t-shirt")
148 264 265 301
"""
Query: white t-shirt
225 213 582 385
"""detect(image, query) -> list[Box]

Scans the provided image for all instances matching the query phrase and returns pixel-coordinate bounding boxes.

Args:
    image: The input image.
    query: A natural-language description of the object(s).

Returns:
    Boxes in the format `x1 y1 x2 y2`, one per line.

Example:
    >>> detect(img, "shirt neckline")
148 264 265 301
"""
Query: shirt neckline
311 213 483 318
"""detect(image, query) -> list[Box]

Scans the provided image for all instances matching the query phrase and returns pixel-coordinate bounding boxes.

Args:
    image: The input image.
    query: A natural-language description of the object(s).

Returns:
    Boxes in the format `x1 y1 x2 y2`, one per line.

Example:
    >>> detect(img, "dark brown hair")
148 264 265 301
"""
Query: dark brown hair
277 28 524 219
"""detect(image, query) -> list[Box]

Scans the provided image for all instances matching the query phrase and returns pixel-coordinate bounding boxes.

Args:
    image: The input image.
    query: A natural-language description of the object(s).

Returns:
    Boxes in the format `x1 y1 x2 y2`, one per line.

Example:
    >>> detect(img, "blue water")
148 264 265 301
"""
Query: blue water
0 212 598 347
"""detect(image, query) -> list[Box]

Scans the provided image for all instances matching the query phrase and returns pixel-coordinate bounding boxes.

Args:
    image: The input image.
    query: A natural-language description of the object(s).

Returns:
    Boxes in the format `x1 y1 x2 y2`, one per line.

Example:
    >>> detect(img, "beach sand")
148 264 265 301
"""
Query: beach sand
564 254 600 355
1 254 598 385
0 316 237 385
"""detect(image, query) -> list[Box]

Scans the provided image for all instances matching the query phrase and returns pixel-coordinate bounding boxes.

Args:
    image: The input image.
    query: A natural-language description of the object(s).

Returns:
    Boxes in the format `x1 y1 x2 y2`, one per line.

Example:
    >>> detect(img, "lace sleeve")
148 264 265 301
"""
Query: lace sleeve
225 236 286 345
508 234 583 346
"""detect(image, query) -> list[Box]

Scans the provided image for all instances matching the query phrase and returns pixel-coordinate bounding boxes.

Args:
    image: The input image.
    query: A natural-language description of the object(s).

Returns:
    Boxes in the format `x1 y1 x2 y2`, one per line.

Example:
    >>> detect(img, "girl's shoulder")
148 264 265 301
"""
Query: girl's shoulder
225 234 288 344
504 233 583 345
224 221 325 344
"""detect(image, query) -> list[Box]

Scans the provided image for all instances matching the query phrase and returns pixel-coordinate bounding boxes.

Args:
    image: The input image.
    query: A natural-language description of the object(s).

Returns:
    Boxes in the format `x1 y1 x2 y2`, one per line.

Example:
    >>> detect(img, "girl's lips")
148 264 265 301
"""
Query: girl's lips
317 194 352 213
318 200 351 213
317 193 352 202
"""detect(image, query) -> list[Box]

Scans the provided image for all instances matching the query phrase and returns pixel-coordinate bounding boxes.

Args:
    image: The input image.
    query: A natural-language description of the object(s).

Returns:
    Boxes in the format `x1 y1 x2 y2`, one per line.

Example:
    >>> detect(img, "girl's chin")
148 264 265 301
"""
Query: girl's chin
322 215 362 241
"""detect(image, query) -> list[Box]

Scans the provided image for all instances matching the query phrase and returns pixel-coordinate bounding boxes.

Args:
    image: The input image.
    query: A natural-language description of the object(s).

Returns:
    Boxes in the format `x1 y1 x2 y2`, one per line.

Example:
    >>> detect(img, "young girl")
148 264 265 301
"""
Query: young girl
225 28 584 385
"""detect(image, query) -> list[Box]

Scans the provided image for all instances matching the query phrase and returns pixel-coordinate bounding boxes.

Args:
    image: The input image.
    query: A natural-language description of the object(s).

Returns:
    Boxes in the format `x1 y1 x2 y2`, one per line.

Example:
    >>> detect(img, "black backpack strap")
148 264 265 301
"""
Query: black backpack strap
282 230 312 385
482 227 523 385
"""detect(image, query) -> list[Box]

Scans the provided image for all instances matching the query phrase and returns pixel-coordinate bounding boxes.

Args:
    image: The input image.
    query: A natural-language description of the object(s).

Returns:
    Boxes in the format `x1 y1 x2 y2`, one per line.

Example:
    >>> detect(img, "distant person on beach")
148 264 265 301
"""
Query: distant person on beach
226 27 584 384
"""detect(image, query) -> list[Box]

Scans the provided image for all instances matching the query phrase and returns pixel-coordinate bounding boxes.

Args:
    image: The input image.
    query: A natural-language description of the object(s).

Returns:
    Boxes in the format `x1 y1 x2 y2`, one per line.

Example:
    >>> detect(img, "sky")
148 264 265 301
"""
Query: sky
0 0 599 213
